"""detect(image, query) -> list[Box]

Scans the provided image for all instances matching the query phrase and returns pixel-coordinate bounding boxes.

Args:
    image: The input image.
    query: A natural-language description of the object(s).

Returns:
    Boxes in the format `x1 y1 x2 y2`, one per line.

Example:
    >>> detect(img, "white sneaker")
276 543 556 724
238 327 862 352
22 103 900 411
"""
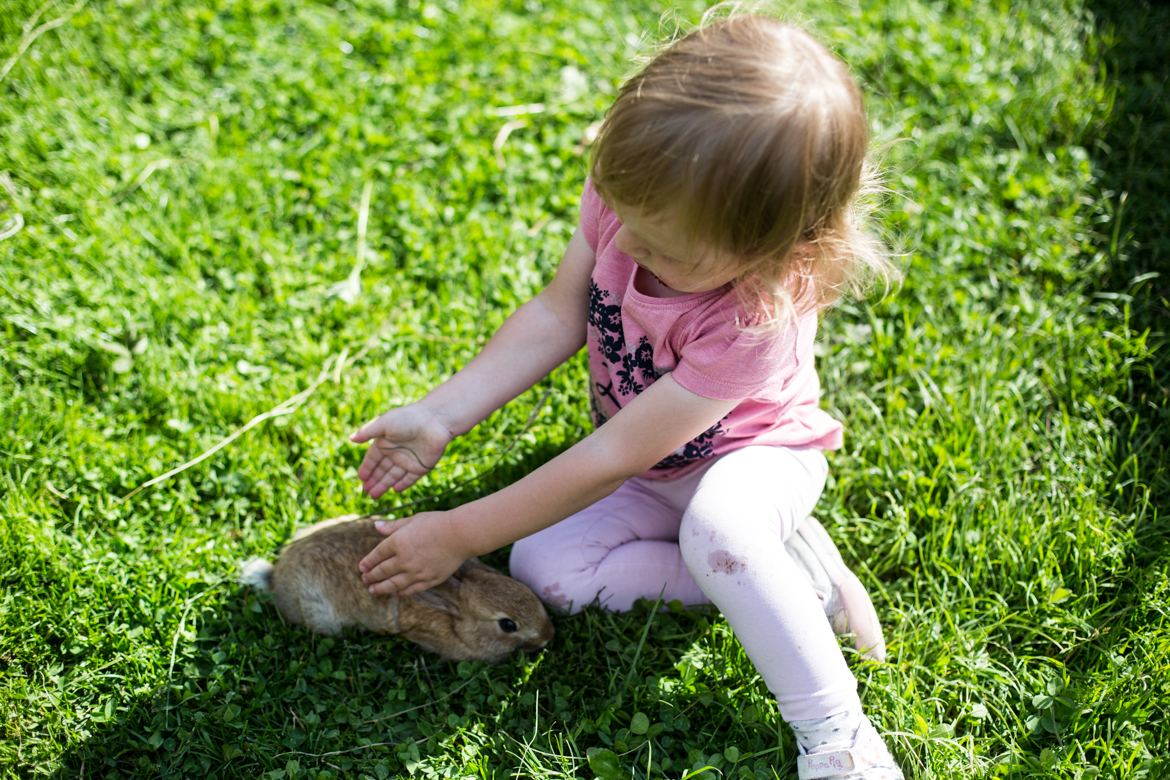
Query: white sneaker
793 712 904 780
784 517 887 662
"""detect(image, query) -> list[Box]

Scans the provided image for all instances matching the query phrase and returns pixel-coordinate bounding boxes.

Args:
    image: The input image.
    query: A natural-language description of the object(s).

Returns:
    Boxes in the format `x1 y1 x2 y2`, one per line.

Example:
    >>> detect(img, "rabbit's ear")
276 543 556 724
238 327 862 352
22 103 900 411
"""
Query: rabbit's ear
454 558 491 578
421 574 465 608
413 589 455 613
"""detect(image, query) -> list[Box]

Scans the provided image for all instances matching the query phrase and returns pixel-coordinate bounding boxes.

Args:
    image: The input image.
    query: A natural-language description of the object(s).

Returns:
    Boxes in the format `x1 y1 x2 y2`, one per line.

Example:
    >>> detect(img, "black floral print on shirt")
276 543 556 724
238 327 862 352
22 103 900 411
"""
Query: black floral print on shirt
617 336 660 395
651 418 726 471
591 380 618 427
588 278 725 469
589 280 625 365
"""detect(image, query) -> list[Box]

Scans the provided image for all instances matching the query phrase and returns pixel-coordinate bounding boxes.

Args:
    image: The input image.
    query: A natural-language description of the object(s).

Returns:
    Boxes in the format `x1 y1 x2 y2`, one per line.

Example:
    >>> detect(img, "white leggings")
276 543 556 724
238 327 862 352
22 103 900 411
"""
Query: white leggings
509 445 861 722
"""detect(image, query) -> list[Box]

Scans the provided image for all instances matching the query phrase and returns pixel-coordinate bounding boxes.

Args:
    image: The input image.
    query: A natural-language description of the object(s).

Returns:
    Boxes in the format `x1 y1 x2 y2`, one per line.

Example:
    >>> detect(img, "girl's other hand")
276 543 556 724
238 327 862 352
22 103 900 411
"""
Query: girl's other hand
350 405 454 498
358 512 467 596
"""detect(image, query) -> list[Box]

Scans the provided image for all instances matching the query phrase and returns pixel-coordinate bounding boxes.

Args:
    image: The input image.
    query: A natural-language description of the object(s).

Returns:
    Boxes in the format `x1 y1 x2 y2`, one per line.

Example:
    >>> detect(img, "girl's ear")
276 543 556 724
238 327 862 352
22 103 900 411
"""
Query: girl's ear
791 241 816 261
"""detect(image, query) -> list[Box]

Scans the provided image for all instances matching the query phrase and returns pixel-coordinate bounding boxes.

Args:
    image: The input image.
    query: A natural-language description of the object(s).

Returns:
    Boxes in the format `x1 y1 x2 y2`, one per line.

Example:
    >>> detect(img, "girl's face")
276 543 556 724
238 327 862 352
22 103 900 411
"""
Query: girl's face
611 203 742 295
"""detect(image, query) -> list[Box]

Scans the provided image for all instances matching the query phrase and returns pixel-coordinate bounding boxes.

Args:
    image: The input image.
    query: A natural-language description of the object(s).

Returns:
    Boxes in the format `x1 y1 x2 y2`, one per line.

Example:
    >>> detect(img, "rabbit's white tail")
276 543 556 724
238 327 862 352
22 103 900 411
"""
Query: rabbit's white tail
238 557 275 591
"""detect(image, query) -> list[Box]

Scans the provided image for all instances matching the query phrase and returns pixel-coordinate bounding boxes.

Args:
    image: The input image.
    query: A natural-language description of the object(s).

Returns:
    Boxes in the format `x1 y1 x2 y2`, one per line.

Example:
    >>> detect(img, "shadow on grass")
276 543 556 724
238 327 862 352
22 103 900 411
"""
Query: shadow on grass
1084 0 1170 568
1086 0 1169 515
47 583 746 780
47 439 777 780
1073 0 1170 770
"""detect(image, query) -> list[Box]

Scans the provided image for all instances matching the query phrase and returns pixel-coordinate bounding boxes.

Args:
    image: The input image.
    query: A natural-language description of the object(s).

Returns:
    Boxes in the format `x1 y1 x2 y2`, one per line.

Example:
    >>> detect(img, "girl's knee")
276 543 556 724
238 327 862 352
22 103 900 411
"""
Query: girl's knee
678 510 724 573
508 536 591 613
678 495 776 580
508 535 553 590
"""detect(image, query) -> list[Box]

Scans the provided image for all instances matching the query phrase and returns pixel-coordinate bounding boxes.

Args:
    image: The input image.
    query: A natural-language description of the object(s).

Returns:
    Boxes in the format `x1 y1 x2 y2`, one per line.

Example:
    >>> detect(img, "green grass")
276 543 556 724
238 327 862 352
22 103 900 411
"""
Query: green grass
1 0 1166 778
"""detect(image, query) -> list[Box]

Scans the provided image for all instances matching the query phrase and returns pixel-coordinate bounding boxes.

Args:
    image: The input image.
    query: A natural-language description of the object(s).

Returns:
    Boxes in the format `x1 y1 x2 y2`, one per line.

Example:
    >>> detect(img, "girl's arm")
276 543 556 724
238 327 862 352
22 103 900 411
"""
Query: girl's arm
359 373 741 596
350 226 596 497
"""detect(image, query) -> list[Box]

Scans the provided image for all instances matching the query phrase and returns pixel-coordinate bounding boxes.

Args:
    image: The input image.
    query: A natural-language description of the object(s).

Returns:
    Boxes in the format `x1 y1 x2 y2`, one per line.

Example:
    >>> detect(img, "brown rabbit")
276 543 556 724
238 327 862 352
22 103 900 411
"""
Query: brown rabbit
240 515 555 663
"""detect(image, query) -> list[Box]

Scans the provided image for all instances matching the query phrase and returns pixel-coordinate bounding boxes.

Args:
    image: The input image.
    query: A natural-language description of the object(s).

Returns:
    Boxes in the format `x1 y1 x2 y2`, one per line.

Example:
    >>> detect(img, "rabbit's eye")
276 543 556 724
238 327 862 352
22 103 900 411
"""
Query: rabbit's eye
498 618 518 633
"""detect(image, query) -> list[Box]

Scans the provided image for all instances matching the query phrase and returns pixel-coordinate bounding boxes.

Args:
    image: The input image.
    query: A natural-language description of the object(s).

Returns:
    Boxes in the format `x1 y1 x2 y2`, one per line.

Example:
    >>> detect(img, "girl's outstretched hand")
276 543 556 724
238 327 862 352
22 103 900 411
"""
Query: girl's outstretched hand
350 405 453 498
358 512 468 596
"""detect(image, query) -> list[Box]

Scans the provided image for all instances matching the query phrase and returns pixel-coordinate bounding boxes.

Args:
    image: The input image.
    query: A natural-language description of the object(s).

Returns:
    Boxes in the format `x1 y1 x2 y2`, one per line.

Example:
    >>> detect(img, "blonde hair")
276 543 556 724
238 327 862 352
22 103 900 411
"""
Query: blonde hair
591 15 895 328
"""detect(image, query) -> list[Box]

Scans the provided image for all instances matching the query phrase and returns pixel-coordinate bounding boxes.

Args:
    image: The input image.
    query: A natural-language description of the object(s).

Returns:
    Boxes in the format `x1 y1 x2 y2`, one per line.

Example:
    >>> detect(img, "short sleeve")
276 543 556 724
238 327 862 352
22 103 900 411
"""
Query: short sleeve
578 178 603 251
671 315 807 401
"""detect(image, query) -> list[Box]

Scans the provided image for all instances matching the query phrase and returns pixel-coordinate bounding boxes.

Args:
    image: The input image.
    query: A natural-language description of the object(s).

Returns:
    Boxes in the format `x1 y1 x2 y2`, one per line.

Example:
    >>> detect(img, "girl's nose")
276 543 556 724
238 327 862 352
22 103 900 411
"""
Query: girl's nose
614 224 650 259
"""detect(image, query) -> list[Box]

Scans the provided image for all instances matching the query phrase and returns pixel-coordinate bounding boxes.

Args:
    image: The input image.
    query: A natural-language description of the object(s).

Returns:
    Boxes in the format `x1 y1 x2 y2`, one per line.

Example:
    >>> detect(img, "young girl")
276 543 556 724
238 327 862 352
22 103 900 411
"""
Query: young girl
351 16 902 780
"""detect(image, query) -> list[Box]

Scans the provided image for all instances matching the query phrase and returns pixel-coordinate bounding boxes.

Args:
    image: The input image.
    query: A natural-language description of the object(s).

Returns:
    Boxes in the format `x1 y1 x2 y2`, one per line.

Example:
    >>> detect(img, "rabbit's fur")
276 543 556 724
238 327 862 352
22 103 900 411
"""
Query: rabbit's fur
241 515 554 663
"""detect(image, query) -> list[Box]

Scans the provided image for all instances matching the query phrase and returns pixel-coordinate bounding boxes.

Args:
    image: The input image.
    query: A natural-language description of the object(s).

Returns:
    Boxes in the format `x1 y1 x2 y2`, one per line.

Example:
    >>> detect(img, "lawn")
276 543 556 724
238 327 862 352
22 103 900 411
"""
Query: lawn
1 0 1166 778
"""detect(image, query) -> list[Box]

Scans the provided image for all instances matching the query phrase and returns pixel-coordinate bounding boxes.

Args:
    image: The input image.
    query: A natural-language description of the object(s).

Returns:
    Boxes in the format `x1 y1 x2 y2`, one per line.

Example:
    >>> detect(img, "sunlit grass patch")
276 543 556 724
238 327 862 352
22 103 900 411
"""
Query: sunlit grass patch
1 0 1166 778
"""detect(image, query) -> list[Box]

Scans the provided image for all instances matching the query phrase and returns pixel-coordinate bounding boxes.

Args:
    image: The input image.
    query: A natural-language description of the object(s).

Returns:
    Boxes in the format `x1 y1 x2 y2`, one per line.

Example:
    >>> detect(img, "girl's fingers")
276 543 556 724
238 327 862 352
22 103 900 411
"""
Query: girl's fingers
368 574 414 596
358 442 429 493
357 442 395 482
358 550 382 573
356 448 378 481
358 458 382 487
370 570 436 596
368 468 400 499
390 472 419 493
361 559 394 582
359 538 396 573
361 457 409 498
368 565 425 593
360 477 381 499
374 518 401 536
350 417 384 444
362 558 434 594
362 547 416 583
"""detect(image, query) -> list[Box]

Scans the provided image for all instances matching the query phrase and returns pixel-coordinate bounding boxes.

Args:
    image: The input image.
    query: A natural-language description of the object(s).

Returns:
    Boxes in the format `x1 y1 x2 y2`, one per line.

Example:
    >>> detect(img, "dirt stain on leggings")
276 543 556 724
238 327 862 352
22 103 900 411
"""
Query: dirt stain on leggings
708 549 746 575
541 582 570 610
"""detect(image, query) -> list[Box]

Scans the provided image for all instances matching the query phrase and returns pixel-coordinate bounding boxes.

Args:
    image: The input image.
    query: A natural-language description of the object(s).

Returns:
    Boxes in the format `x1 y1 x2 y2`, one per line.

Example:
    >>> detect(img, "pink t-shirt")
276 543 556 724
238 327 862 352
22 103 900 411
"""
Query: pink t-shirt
579 179 843 479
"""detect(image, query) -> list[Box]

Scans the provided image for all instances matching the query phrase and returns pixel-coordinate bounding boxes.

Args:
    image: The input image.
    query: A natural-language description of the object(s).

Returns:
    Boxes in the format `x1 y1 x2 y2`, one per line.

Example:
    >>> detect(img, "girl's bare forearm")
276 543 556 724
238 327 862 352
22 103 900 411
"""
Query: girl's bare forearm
445 375 742 557
445 433 629 557
417 294 585 437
